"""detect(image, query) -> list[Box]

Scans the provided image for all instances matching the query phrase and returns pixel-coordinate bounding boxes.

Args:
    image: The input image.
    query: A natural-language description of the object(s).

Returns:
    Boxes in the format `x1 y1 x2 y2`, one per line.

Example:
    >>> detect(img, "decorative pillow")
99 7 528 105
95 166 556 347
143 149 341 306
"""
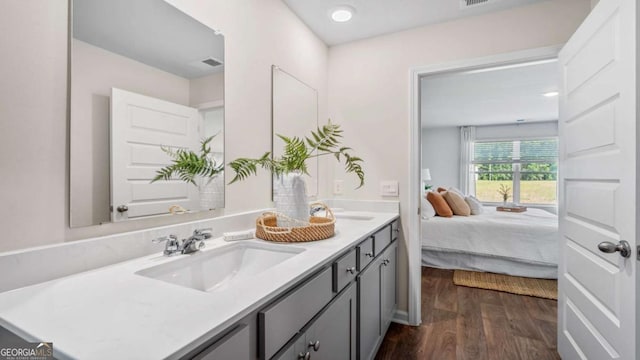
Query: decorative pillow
448 187 465 197
427 191 453 217
442 191 471 216
465 195 484 215
437 187 447 193
421 196 436 219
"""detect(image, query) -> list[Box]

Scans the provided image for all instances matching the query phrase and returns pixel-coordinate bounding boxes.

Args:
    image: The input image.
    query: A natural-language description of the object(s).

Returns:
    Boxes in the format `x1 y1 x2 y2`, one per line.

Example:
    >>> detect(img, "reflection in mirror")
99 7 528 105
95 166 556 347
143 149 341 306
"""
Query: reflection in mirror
271 66 319 198
70 0 225 227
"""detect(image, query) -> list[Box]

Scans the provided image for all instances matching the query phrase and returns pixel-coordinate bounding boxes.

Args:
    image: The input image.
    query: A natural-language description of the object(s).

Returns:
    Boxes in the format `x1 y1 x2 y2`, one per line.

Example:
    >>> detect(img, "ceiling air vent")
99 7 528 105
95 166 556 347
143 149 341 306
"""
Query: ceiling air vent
202 57 223 67
460 0 492 8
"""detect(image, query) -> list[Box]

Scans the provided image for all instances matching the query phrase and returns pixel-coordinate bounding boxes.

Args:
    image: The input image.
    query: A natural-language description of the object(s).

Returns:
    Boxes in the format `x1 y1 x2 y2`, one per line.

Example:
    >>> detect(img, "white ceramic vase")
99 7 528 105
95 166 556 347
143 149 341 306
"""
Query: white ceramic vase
198 173 224 211
273 172 308 227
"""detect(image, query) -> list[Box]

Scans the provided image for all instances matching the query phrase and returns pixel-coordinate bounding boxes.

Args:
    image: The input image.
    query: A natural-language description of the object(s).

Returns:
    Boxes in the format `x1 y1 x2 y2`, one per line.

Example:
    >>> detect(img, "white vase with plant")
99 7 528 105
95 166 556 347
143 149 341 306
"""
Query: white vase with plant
497 184 511 205
229 121 364 226
151 135 225 211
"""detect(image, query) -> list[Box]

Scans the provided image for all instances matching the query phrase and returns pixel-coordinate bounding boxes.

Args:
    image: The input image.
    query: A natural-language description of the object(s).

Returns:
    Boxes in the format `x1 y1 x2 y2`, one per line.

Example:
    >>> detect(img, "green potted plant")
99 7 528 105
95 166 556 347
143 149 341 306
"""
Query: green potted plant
229 121 364 225
151 135 224 210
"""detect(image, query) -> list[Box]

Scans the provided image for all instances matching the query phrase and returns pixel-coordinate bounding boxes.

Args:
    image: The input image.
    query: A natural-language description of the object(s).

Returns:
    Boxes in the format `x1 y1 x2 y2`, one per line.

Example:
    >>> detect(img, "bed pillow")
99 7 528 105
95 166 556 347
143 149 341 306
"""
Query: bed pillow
465 195 484 215
421 196 436 219
427 191 453 217
443 190 471 216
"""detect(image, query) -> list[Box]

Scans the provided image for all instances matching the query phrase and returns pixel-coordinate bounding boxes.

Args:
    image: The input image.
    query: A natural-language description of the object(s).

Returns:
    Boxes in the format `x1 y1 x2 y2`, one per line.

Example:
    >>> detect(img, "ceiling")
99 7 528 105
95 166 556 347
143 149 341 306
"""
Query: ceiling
421 60 559 128
73 0 224 79
283 0 546 45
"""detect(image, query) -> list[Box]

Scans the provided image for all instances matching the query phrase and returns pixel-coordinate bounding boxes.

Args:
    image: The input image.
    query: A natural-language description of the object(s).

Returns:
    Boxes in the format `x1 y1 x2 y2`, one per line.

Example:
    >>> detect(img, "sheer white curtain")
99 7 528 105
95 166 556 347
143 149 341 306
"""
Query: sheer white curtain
460 126 476 195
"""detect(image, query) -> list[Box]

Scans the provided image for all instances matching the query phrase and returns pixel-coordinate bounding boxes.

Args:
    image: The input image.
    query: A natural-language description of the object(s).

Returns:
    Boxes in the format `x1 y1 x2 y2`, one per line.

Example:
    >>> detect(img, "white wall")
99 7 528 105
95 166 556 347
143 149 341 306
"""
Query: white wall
0 0 328 251
421 127 460 190
327 0 590 313
0 1 68 251
189 72 224 107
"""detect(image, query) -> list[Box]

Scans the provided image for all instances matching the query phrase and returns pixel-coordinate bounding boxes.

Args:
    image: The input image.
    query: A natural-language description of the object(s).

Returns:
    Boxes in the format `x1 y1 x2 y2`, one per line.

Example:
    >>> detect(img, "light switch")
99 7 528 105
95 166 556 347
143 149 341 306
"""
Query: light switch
380 181 399 197
334 180 344 195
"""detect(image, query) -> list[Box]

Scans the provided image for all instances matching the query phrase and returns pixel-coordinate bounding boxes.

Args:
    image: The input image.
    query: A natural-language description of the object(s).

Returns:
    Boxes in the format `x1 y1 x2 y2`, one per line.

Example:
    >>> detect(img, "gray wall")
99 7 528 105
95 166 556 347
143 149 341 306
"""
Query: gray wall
421 127 460 190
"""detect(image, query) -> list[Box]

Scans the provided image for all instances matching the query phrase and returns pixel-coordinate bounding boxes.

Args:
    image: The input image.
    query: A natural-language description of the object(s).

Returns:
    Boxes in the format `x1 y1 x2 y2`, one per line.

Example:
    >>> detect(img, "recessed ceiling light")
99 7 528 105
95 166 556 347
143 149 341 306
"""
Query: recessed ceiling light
330 6 355 22
542 91 559 97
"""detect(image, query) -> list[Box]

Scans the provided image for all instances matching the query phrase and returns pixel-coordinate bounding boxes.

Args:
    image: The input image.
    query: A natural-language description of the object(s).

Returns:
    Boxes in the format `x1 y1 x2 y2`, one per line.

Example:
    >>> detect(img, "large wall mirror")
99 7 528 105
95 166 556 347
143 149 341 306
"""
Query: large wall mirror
271 66 319 197
70 0 225 227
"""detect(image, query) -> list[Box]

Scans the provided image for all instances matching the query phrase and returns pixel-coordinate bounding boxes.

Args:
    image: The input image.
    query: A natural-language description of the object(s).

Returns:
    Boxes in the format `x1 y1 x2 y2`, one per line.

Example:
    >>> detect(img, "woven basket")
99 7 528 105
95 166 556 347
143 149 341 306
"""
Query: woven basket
255 202 335 242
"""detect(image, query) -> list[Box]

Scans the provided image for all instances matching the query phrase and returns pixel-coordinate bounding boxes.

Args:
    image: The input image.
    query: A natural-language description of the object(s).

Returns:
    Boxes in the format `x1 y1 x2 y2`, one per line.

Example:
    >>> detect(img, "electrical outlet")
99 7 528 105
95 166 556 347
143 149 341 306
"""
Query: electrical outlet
380 181 399 197
334 180 344 195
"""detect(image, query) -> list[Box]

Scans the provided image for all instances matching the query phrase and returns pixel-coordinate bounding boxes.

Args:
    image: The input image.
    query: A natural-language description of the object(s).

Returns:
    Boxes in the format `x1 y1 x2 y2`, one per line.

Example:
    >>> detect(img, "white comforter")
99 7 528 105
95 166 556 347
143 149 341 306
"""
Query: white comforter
421 207 559 265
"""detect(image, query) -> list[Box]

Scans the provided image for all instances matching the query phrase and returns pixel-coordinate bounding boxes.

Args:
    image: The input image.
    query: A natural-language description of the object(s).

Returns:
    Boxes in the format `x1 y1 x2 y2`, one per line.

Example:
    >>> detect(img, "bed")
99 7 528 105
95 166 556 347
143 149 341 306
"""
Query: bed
421 206 559 279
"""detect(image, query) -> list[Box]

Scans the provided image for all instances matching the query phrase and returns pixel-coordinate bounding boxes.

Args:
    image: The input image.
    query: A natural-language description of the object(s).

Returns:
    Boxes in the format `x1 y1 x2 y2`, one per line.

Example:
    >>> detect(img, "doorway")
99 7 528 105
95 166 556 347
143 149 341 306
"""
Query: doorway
407 46 562 327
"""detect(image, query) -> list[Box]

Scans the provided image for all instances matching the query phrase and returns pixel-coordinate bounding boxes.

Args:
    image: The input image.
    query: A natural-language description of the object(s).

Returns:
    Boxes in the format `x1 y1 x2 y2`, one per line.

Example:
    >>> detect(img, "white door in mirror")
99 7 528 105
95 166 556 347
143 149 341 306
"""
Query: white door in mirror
110 88 200 222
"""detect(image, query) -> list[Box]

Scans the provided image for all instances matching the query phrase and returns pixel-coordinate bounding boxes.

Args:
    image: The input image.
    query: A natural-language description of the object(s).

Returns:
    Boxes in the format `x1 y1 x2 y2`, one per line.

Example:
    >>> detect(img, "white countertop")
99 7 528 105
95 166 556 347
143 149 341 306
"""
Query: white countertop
0 211 398 360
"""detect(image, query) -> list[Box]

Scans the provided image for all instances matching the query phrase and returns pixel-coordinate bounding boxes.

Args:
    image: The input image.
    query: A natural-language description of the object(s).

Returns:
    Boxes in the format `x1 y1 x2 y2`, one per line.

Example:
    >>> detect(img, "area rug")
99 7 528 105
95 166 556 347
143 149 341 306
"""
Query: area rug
452 270 557 300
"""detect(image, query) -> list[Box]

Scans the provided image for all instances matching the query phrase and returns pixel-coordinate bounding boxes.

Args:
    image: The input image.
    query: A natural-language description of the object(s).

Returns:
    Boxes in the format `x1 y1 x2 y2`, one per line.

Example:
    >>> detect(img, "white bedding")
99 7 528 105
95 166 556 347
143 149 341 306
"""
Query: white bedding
421 206 559 266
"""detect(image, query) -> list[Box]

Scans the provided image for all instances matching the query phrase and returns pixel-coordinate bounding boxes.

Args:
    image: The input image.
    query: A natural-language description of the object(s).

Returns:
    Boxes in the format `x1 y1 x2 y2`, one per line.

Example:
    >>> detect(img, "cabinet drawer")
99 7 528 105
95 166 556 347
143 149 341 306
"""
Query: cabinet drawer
333 249 358 293
391 220 399 241
259 267 333 360
193 324 250 360
357 237 375 271
373 226 391 256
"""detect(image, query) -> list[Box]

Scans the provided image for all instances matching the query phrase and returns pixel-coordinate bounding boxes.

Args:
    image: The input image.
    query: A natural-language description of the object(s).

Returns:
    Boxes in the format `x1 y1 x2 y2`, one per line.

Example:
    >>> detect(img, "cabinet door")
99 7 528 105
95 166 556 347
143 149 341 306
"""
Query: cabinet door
306 283 357 360
357 256 382 360
273 335 308 360
192 324 251 360
380 243 397 333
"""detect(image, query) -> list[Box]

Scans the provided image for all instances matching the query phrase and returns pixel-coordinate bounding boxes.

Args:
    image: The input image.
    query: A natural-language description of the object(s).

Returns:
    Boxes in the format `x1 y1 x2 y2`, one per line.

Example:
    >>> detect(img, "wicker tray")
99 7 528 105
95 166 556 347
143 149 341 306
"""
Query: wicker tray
255 202 336 243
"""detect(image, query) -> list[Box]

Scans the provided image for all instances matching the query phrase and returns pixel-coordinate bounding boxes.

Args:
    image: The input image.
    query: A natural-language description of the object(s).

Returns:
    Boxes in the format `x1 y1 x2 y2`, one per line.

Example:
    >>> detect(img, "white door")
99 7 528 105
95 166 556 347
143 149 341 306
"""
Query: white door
111 88 200 222
558 0 637 359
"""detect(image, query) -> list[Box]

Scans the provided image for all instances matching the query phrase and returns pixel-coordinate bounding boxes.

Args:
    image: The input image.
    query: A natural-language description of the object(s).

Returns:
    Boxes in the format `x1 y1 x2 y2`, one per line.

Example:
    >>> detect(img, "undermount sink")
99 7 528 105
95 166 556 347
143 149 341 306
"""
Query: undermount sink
136 242 305 292
333 213 374 221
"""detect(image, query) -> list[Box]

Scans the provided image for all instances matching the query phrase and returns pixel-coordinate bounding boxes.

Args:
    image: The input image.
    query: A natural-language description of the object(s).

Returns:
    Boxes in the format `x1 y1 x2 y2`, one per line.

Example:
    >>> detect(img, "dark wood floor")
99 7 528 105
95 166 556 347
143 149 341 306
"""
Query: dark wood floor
375 267 559 360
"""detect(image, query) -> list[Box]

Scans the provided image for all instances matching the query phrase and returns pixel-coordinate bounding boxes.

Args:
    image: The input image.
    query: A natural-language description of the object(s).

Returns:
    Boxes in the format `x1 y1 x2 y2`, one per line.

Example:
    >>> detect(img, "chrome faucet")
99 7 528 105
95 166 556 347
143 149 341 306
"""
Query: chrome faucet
152 228 211 256
181 228 212 254
152 235 181 256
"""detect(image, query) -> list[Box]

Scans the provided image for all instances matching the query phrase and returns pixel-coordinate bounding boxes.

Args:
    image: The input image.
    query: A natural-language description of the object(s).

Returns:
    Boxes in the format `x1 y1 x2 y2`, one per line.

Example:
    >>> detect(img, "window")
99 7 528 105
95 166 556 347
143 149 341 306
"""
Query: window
472 138 558 205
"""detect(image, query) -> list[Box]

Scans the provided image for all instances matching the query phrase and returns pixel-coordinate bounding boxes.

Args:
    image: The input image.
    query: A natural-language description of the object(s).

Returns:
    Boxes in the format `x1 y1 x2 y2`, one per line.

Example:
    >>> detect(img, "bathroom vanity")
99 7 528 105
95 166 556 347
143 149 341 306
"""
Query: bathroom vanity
0 207 399 360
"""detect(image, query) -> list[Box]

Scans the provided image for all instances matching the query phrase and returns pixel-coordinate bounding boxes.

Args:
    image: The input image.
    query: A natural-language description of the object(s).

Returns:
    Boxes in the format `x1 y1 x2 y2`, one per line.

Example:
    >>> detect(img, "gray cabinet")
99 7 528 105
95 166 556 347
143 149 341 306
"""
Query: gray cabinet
380 242 397 335
183 218 399 360
276 284 357 360
357 240 397 360
357 255 383 360
192 324 251 360
260 267 334 360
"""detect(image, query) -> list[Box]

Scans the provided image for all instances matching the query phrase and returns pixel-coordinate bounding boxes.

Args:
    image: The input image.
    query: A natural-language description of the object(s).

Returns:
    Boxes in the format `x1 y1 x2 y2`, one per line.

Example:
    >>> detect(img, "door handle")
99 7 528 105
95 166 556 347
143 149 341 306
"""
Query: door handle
117 205 129 213
598 240 631 258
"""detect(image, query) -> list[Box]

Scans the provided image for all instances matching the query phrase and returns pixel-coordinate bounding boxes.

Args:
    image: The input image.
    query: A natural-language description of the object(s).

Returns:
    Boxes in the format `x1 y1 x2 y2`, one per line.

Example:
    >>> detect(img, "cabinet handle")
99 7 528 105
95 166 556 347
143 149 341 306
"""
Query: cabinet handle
308 340 320 351
383 259 390 266
298 352 311 360
346 266 356 274
365 252 374 258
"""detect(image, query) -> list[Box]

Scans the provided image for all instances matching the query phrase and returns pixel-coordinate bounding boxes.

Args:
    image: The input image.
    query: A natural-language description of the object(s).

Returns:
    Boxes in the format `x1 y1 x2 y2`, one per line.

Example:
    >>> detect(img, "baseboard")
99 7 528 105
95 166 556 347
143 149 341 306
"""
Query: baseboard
391 310 410 325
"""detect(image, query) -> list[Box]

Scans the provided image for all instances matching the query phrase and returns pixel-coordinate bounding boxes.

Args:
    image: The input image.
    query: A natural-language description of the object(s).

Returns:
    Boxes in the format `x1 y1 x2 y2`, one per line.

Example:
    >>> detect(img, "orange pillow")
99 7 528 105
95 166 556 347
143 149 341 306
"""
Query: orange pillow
427 191 453 217
437 187 447 193
443 190 471 216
